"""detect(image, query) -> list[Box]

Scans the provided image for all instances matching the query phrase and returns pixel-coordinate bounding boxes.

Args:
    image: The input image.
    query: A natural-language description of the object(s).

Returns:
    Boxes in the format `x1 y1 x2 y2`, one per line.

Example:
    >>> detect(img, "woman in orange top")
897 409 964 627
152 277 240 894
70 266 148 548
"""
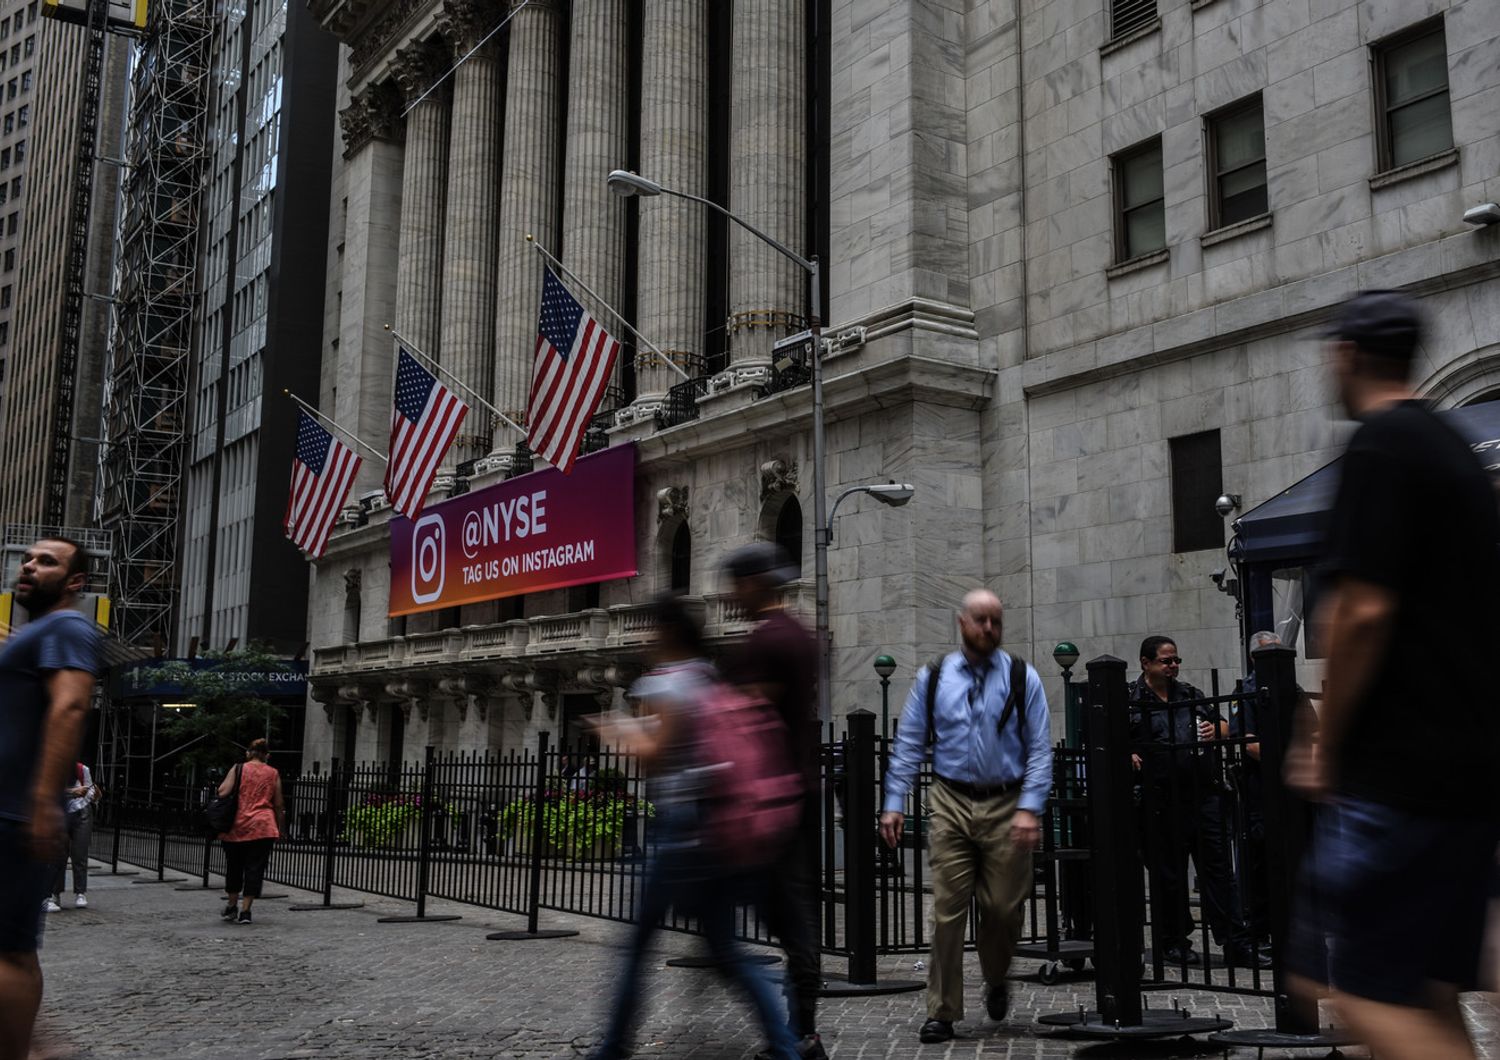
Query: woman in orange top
217 738 284 925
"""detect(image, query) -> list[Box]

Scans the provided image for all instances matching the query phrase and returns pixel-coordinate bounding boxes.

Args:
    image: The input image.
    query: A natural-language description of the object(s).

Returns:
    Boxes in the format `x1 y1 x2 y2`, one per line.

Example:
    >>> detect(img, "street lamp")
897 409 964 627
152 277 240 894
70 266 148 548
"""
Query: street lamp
609 168 842 722
873 654 897 749
827 482 915 543
1052 641 1081 748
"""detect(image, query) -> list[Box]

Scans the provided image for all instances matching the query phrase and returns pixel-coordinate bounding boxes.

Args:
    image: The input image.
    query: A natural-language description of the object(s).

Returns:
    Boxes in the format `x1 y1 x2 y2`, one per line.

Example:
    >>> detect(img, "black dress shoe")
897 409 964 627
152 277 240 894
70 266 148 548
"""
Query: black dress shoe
985 980 1010 1020
1161 946 1202 966
919 1019 954 1043
1225 946 1273 969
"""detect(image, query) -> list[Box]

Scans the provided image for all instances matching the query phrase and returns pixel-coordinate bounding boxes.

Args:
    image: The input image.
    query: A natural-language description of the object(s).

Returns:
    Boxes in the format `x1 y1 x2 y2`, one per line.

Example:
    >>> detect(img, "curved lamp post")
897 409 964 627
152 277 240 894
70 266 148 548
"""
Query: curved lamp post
609 168 847 723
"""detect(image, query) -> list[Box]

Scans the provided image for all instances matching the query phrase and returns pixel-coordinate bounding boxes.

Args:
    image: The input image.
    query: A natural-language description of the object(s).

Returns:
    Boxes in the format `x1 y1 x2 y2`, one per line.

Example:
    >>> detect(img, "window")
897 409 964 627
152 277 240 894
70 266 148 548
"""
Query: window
670 522 691 593
1374 20 1453 171
3 115 11 136
3 249 14 272
20 71 29 93
0 322 8 346
5 213 14 236
22 36 32 58
774 496 804 579
10 177 19 196
1112 138 1165 262
5 80 12 99
1207 97 1268 228
1169 430 1224 552
16 104 25 127
1 286 11 309
0 185 7 205
1 148 9 171
13 141 22 165
1110 0 1156 39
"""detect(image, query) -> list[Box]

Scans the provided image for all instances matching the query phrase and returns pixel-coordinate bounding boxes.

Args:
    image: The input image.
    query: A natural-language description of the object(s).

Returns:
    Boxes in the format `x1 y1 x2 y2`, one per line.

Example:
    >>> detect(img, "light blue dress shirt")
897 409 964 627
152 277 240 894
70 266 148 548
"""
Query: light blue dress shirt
881 649 1053 816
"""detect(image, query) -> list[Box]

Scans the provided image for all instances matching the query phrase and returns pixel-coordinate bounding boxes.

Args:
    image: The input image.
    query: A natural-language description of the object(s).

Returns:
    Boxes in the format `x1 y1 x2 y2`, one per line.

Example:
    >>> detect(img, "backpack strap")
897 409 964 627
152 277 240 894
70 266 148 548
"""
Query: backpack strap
996 654 1029 741
923 655 947 746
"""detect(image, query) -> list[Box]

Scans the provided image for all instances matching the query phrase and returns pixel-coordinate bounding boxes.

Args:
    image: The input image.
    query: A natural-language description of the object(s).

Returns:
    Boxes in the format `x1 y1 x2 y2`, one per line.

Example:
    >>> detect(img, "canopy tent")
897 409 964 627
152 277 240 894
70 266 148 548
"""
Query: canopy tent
1231 401 1500 566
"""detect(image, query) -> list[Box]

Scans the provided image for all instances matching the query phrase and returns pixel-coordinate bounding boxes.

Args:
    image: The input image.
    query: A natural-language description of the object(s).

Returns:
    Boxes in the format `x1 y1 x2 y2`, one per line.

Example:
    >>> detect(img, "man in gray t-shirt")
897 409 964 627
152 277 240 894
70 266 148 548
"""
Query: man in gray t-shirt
0 537 100 1060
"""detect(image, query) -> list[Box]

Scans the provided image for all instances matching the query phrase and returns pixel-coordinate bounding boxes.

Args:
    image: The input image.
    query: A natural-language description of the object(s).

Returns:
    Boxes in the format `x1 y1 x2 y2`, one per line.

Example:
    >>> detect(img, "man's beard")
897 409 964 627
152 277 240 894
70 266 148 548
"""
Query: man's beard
18 582 64 615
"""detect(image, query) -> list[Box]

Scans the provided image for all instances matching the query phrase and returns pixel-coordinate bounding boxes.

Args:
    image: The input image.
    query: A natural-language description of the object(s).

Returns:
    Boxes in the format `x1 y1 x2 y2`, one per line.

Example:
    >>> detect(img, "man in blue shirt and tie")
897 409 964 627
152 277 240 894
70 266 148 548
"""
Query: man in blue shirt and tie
879 589 1052 1044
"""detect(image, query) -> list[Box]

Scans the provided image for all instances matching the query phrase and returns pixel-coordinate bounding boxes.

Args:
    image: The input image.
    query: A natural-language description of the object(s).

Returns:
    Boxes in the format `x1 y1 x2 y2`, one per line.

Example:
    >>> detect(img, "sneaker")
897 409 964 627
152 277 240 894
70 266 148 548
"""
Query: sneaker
43 898 62 913
221 901 238 921
74 893 88 909
918 1019 954 1044
236 909 252 925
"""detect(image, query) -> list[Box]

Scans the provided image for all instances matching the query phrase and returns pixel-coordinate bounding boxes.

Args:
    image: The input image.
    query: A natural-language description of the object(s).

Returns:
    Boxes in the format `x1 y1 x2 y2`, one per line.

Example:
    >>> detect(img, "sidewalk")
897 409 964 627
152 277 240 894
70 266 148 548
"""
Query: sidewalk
28 862 1490 1058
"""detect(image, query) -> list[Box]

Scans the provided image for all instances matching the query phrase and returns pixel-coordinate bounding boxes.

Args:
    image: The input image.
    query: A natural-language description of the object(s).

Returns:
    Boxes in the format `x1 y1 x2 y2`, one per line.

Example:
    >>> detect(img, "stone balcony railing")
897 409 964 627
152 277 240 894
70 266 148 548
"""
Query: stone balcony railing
311 581 814 681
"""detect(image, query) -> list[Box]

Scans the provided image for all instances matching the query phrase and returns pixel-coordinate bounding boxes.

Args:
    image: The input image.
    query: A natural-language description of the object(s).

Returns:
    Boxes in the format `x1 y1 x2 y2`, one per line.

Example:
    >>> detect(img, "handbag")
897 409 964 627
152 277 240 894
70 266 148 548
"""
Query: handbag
204 763 243 835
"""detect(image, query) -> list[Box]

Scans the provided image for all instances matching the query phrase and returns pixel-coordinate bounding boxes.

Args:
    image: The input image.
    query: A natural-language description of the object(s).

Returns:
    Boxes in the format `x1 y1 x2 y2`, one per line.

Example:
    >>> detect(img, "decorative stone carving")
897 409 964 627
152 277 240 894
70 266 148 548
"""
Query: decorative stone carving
339 82 402 158
343 569 362 594
435 0 496 56
503 670 557 723
656 485 688 524
350 0 449 73
311 681 342 726
760 458 798 500
439 675 495 722
391 38 448 103
385 678 428 723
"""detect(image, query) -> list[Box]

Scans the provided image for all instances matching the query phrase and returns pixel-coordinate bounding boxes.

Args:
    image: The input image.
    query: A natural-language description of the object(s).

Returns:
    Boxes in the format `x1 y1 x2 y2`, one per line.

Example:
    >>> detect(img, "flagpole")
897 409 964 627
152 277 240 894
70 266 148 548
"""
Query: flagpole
283 390 388 464
525 234 692 383
382 324 527 438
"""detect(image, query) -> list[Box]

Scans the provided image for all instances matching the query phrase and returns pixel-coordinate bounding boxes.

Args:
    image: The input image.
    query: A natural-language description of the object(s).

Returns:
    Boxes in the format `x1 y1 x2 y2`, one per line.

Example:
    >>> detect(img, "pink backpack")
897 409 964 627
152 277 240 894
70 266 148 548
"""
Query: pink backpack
694 679 805 868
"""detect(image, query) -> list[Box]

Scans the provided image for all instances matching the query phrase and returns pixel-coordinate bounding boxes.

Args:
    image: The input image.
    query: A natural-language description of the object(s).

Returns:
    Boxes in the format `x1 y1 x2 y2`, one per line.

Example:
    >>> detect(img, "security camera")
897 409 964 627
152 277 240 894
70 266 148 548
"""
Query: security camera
1210 568 1227 587
1464 202 1500 226
1214 493 1242 518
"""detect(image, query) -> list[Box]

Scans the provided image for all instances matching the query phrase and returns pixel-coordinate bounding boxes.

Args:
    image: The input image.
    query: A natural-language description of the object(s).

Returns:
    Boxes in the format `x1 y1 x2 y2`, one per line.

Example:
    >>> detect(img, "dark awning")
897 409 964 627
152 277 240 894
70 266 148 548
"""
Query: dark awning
1231 402 1500 565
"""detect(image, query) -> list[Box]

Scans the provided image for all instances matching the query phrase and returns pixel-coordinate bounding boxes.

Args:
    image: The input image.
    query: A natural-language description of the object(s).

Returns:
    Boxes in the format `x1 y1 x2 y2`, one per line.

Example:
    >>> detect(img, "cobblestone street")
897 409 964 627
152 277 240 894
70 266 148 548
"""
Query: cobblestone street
26 863 1499 1059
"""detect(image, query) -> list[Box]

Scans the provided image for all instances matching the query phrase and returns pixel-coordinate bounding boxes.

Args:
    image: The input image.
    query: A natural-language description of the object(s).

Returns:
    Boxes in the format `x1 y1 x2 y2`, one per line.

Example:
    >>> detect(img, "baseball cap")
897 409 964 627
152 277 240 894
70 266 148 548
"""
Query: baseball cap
1323 289 1423 359
722 542 798 587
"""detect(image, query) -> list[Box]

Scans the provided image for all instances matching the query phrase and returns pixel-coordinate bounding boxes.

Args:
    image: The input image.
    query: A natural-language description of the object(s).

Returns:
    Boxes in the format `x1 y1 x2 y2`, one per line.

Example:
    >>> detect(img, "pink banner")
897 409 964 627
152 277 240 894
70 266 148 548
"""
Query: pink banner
388 444 637 617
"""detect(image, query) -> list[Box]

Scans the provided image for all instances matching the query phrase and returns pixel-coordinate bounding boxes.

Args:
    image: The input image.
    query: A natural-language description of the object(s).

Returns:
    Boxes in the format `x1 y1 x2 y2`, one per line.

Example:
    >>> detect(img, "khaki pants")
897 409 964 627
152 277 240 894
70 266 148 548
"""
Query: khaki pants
925 780 1031 1021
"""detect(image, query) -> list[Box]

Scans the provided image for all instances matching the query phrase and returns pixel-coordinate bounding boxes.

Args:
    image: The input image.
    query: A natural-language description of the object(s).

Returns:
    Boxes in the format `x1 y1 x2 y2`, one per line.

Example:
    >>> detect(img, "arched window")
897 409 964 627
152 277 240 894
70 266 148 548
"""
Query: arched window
774 496 803 578
670 521 691 593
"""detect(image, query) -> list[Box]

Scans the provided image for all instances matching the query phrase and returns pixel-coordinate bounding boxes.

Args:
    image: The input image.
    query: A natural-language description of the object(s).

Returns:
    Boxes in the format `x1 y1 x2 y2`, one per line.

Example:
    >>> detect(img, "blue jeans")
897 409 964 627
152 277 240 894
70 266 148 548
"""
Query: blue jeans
596 815 797 1060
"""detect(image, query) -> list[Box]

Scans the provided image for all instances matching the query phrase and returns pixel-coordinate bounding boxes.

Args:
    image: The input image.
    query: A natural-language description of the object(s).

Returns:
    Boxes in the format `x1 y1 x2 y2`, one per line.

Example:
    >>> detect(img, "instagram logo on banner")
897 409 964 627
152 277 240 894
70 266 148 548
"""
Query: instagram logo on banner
411 513 446 604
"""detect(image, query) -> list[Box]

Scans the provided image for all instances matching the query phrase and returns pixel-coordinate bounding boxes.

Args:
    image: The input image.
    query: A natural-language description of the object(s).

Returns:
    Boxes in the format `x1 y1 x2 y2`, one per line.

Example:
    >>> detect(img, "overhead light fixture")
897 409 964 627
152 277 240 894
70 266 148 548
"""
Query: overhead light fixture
1463 202 1500 226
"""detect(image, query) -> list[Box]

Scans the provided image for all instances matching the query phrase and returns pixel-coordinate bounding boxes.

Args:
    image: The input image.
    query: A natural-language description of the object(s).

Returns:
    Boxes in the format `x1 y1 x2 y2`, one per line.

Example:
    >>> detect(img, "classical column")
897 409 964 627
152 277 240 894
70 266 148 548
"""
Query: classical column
634 0 707 405
560 0 629 407
437 0 502 467
727 0 806 373
492 0 563 449
392 39 449 361
335 82 404 495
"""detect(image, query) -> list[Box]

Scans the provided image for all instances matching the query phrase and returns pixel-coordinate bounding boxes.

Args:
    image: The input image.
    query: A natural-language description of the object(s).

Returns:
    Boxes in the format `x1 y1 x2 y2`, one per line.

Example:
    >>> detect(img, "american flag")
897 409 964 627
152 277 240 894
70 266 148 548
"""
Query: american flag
526 268 621 474
284 411 362 558
385 347 468 517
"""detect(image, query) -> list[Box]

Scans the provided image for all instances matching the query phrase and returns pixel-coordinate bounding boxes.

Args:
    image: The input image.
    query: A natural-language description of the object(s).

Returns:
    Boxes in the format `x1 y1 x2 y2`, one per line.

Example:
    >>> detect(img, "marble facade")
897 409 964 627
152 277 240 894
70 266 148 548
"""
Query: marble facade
302 0 1500 766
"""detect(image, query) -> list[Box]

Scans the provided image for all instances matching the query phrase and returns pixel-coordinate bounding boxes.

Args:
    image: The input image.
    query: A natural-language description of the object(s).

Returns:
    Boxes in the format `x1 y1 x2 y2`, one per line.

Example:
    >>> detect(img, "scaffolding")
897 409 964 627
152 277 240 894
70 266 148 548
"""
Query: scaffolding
95 0 212 650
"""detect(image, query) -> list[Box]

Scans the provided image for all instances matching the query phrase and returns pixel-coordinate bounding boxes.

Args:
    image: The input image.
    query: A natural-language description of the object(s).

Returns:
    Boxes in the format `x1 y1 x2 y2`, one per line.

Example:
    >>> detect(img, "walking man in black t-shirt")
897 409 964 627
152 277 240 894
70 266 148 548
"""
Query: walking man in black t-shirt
722 543 825 1060
1287 290 1500 1059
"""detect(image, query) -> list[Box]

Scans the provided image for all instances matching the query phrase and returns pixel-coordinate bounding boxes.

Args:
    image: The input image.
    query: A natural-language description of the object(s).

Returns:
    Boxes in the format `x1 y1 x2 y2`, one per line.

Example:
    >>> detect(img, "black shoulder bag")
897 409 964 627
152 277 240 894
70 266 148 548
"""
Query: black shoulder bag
204 762 244 835
921 653 1030 745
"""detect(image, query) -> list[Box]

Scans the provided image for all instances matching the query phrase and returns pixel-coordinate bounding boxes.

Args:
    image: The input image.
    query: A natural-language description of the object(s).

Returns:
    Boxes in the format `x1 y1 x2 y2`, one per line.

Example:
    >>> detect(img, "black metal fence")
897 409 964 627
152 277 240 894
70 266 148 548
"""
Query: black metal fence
89 711 1087 975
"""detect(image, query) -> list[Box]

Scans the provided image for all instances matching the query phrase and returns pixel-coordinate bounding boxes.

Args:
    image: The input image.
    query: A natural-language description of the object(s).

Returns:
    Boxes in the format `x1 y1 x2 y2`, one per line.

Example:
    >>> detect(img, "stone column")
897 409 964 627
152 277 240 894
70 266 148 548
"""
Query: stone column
560 0 629 407
726 0 806 373
633 0 707 405
437 0 503 467
392 39 449 361
335 82 404 494
492 0 563 449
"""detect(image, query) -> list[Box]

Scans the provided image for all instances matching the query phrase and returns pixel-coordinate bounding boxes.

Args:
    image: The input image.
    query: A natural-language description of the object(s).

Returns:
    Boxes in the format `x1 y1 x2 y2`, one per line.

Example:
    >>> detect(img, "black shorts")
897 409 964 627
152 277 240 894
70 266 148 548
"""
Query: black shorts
0 819 54 954
1288 797 1499 1004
